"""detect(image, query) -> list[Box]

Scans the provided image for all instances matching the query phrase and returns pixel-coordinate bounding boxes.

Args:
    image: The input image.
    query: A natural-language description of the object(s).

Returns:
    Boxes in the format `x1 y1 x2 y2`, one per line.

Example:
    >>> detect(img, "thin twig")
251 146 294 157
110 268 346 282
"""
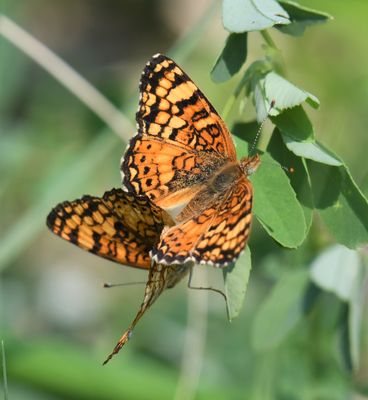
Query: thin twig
0 14 133 141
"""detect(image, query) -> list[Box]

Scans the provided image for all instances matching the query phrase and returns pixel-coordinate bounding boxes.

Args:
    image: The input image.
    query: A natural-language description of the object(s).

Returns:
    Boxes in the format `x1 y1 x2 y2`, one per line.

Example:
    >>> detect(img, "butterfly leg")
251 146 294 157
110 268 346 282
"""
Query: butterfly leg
187 266 227 303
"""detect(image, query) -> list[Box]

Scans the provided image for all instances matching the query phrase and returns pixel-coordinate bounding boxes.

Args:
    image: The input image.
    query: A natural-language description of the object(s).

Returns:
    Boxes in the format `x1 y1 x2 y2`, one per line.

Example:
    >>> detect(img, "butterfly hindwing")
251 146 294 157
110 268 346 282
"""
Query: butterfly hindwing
47 188 172 269
152 175 253 267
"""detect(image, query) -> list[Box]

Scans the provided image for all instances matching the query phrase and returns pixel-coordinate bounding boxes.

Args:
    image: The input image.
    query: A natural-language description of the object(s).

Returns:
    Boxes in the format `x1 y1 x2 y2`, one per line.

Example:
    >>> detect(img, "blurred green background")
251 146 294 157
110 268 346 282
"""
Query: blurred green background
1 1 367 399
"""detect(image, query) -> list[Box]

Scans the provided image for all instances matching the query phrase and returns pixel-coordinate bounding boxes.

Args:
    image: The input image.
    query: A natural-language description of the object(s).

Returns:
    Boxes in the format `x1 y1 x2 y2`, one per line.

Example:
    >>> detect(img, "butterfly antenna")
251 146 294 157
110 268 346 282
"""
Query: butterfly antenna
249 100 275 155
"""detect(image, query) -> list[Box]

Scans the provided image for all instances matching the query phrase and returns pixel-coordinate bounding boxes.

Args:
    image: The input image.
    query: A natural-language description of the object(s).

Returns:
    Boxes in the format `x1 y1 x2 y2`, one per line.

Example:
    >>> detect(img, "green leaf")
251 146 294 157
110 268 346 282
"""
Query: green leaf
310 245 361 302
223 247 252 321
232 121 259 142
267 71 319 112
308 162 368 249
234 133 306 248
282 136 343 166
252 154 306 247
251 269 310 351
211 32 248 83
254 72 319 122
268 129 314 235
222 0 289 33
310 244 366 371
277 1 332 37
271 105 314 141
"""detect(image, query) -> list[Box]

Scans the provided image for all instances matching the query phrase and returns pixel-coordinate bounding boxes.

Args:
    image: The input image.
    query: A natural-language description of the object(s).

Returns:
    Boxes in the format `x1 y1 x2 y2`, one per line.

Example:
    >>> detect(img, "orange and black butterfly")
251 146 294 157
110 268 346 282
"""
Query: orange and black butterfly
47 54 260 363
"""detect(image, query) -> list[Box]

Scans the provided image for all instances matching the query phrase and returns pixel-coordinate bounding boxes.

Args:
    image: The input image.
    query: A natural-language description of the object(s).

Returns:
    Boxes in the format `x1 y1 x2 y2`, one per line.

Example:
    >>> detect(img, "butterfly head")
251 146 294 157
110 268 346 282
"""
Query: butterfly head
240 154 261 176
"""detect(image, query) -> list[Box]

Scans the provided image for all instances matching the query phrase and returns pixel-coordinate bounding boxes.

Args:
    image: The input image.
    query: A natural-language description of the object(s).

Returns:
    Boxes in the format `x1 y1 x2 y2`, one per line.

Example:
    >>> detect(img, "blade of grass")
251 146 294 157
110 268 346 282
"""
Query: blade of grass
0 14 131 141
1 340 9 400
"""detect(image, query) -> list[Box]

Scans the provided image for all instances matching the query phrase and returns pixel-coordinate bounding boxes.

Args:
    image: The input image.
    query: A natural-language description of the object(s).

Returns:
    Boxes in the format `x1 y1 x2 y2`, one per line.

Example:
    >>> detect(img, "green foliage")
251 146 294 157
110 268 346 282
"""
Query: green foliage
310 245 367 371
310 244 361 302
222 0 289 33
283 136 343 165
252 151 306 247
267 130 314 233
271 105 314 141
277 1 332 36
210 2 368 390
251 269 311 351
223 247 252 321
211 33 247 83
308 162 368 248
6 340 179 400
258 71 320 119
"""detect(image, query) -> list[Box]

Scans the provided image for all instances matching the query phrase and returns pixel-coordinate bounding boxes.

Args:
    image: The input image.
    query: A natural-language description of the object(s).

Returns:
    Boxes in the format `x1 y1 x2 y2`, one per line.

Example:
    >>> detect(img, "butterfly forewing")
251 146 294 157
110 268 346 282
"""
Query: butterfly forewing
122 54 236 211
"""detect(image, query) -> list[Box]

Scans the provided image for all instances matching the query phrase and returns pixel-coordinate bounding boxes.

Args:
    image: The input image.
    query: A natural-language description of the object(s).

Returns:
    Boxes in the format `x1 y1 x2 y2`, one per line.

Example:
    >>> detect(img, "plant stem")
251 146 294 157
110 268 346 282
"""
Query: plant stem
174 273 208 400
260 29 286 76
260 30 277 49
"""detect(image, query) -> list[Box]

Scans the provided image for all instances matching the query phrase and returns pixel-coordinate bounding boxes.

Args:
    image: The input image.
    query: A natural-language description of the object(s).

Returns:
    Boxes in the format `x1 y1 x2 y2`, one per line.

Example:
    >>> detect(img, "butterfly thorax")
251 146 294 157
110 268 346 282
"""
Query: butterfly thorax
176 162 242 222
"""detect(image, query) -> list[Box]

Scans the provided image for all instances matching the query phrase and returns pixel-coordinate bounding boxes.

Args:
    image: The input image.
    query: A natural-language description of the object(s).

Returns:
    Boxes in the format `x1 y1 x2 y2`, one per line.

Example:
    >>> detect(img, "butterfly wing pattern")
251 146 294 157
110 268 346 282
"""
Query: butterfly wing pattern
47 188 173 269
122 54 260 267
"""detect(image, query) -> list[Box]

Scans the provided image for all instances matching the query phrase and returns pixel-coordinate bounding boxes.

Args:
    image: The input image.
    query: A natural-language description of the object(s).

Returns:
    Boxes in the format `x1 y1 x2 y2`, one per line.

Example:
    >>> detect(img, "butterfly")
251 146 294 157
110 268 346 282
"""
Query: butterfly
122 54 260 267
47 188 190 363
47 54 260 363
